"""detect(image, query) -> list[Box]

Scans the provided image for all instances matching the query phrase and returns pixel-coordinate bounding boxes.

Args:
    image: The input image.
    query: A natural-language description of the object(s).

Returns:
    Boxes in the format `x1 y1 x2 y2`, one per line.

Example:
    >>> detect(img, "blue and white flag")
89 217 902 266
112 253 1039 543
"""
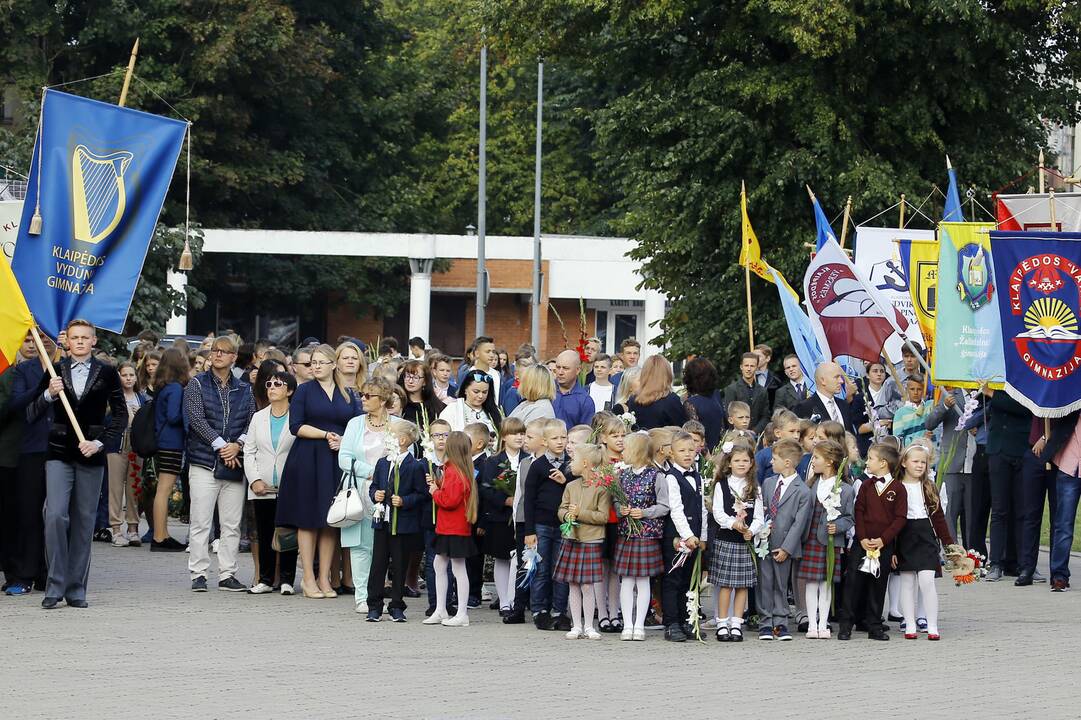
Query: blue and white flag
990 231 1081 416
811 194 838 251
943 156 965 223
11 89 187 338
770 266 824 393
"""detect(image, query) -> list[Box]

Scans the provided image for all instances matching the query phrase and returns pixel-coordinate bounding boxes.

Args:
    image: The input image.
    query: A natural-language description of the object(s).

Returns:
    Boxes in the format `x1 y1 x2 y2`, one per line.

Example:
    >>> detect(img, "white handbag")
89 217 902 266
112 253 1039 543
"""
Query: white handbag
327 462 365 528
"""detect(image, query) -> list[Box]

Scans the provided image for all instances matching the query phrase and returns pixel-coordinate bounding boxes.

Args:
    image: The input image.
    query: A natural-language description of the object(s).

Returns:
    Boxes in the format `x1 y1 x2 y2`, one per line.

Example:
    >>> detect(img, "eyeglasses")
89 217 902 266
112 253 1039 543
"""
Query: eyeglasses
431 432 450 439
309 360 333 367
265 380 286 388
404 372 423 381
294 362 312 368
210 348 235 356
362 393 384 400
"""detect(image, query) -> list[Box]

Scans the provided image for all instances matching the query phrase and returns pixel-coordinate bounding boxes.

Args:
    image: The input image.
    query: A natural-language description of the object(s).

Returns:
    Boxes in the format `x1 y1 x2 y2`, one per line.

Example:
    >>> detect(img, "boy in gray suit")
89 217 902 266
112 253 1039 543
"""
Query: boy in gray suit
758 439 813 640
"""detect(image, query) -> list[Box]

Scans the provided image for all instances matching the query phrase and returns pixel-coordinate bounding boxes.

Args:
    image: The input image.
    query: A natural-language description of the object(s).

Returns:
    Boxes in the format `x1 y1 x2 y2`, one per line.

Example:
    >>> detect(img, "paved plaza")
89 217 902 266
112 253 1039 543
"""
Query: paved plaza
2 525 1079 719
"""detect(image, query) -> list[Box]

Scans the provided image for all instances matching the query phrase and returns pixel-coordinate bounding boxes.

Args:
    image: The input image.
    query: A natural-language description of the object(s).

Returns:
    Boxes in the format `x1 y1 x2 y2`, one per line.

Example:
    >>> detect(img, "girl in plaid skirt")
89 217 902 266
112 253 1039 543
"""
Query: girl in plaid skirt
709 441 764 642
554 444 612 640
613 432 668 641
799 440 855 639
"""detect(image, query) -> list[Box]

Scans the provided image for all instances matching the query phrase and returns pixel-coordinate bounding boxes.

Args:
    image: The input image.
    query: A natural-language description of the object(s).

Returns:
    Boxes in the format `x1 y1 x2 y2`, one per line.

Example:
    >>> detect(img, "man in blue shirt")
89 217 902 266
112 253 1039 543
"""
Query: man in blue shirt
551 350 594 428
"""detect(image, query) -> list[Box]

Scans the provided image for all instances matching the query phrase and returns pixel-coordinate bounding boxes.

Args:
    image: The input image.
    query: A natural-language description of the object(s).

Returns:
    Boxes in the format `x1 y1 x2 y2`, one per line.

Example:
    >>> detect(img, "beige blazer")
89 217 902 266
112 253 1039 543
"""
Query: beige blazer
243 406 296 500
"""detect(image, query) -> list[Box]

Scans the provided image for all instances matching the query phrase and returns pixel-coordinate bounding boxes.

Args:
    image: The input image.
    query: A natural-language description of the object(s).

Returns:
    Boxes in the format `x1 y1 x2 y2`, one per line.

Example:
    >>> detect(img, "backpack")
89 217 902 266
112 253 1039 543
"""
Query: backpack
130 399 158 458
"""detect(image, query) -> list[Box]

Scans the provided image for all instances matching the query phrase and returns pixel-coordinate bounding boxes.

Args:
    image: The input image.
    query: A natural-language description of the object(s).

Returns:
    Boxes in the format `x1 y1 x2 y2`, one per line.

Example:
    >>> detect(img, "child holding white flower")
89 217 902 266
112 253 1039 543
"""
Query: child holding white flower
709 441 764 642
554 443 613 640
798 440 854 639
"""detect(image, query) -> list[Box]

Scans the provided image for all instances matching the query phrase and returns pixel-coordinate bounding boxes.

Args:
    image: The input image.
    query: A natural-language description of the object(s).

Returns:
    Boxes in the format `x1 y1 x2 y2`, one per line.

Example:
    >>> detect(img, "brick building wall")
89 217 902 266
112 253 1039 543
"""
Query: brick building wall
323 258 597 360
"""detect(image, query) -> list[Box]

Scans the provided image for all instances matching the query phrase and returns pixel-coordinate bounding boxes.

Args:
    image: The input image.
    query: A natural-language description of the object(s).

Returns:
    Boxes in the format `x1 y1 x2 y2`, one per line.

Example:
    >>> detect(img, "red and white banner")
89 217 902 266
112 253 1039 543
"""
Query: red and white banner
995 192 1081 233
804 237 911 363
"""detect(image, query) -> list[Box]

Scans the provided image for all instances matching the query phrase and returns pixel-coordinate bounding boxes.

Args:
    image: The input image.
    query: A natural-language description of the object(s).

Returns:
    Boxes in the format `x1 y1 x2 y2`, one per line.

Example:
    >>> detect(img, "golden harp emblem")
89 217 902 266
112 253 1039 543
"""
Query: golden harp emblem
71 145 134 244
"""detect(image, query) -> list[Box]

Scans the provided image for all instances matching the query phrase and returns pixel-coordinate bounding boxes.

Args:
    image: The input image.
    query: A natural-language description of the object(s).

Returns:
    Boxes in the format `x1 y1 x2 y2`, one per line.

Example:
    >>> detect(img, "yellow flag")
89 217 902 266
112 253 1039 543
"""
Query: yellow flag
906 239 939 343
739 186 773 282
0 255 33 373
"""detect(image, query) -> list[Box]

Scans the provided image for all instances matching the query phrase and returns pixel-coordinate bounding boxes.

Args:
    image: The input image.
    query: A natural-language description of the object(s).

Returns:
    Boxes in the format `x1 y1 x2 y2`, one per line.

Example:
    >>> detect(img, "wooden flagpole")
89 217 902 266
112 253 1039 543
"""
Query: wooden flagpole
742 181 755 351
118 39 139 107
839 195 853 248
899 194 906 229
29 325 86 443
1038 149 1046 194
1043 187 1057 466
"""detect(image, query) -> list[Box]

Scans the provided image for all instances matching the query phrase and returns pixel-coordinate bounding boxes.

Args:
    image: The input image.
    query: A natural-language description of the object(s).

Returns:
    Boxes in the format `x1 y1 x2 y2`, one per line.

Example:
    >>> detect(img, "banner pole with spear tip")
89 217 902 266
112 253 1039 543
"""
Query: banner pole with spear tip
118 38 139 107
839 195 852 248
1044 188 1057 467
1039 149 1046 194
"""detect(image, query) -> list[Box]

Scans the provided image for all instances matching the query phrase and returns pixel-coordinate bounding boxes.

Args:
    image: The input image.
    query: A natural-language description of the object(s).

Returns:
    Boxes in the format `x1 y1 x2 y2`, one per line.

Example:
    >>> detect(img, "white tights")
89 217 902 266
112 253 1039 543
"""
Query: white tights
434 555 469 620
568 582 596 632
889 572 925 619
592 565 621 620
804 580 832 631
901 570 939 634
619 576 651 631
493 558 514 611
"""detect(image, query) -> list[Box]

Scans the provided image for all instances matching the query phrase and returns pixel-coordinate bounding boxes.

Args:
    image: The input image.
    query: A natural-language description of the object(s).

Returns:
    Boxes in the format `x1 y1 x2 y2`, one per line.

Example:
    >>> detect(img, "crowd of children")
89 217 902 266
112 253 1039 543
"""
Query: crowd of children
395 393 960 643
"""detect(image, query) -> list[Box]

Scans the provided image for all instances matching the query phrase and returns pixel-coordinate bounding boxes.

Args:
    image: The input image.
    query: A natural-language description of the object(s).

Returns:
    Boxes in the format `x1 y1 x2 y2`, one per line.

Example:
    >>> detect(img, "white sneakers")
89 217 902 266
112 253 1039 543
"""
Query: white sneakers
423 610 448 625
583 628 602 640
112 533 129 547
565 627 582 639
621 628 634 641
632 628 646 641
280 583 295 596
440 615 469 627
248 583 273 594
126 531 142 547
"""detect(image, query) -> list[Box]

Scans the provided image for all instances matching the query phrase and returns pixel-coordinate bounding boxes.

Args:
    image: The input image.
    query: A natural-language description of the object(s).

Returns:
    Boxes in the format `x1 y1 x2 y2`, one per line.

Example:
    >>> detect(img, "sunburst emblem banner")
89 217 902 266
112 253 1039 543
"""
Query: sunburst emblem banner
990 230 1081 417
10 89 186 338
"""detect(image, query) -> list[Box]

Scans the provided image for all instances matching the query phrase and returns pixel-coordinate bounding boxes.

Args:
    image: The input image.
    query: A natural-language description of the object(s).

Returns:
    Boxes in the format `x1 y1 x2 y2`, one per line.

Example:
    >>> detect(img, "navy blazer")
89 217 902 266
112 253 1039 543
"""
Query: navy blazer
369 453 427 535
479 450 517 524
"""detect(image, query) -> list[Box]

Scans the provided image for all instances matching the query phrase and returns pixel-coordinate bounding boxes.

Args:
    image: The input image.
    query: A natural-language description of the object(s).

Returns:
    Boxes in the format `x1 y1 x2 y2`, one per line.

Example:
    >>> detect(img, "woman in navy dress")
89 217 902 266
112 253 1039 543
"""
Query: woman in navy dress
276 343 360 597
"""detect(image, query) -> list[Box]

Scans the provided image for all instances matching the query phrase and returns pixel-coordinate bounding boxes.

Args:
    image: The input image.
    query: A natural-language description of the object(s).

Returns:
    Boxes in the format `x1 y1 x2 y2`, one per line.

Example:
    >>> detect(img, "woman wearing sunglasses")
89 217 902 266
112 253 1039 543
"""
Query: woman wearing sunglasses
437 371 499 436
244 371 298 594
276 344 361 598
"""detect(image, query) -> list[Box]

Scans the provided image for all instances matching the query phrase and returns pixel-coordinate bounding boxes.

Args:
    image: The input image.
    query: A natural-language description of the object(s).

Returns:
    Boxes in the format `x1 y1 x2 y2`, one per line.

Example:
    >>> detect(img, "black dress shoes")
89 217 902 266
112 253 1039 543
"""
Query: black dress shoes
838 624 852 640
66 598 89 608
41 596 60 609
1014 572 1034 587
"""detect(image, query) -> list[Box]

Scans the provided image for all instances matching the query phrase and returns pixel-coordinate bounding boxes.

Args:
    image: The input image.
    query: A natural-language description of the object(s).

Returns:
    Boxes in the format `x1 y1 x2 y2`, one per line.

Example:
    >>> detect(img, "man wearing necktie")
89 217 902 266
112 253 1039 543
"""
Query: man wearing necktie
796 362 853 434
28 320 125 609
773 354 810 414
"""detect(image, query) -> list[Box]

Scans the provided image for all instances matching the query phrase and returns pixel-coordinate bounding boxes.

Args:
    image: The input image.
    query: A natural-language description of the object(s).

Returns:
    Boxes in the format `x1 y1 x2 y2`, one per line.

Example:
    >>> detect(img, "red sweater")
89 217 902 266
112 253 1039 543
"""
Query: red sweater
433 464 473 536
854 475 908 545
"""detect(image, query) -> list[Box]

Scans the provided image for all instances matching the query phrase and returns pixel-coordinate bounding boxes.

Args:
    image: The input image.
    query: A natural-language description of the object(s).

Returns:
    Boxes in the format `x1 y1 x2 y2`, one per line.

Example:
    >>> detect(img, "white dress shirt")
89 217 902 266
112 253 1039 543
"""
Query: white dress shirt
665 462 707 542
816 391 841 423
713 475 766 535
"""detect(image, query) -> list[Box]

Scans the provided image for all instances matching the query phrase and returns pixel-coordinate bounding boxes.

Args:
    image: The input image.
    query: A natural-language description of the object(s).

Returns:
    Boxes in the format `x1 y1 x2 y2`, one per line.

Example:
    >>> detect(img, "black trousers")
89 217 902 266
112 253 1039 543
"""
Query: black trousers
466 525 483 601
368 529 417 612
1020 451 1057 574
965 447 990 557
661 540 696 629
0 454 47 586
511 522 530 613
988 452 1024 570
839 543 892 632
250 498 296 587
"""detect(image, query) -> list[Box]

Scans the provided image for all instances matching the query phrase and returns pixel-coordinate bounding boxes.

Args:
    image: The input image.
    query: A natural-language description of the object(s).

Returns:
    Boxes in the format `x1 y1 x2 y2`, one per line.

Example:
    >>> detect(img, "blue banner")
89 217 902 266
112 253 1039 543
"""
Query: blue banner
11 89 186 338
990 231 1081 416
769 266 823 393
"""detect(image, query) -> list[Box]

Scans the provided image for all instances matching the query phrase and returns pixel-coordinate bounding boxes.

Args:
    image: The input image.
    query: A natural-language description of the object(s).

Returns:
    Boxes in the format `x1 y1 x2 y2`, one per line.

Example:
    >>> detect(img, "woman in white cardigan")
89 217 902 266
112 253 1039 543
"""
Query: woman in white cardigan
244 371 299 595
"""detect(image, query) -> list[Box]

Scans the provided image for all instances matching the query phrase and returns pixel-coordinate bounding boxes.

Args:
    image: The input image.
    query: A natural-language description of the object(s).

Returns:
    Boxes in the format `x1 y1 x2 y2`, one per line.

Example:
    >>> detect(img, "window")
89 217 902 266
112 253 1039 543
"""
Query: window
614 313 637 351
595 310 607 351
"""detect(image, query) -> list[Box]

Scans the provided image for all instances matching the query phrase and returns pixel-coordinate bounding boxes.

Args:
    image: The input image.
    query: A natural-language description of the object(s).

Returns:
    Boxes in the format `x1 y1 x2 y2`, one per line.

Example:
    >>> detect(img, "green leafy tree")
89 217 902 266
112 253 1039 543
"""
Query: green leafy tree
488 0 1081 365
